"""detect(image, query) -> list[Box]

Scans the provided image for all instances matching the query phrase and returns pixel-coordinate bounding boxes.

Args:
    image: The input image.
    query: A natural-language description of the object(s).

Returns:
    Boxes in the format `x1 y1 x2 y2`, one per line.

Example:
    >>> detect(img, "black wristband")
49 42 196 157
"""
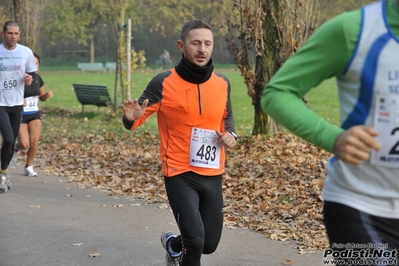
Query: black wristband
122 115 134 130
27 72 36 79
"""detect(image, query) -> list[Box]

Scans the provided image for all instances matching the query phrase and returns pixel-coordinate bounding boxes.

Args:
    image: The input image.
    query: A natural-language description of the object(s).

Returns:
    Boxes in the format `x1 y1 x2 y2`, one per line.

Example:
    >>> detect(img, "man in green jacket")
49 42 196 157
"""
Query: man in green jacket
262 1 399 265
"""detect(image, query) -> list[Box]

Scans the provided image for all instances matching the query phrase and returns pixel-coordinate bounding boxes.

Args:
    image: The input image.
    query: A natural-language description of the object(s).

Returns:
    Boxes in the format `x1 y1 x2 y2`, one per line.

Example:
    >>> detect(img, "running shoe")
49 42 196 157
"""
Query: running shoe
25 166 38 177
0 173 11 192
161 231 181 266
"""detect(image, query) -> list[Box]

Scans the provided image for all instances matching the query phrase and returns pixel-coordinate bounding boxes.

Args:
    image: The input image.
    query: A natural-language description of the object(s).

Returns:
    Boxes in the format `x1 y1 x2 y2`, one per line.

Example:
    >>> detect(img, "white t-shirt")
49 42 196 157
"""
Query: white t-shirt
0 43 37 106
324 1 399 218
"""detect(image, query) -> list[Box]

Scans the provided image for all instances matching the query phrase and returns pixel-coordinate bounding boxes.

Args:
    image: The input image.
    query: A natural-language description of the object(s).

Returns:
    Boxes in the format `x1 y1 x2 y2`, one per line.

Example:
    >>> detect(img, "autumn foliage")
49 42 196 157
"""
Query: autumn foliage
30 116 332 252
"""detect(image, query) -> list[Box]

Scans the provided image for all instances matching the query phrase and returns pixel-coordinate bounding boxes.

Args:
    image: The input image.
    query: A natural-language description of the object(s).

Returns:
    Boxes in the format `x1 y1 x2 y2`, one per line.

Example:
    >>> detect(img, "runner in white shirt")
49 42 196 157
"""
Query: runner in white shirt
0 21 37 193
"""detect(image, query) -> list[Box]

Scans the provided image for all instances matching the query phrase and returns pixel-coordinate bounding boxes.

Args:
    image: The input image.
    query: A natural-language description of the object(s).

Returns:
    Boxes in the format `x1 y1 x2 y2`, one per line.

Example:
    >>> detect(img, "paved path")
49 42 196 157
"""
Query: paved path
1 165 325 266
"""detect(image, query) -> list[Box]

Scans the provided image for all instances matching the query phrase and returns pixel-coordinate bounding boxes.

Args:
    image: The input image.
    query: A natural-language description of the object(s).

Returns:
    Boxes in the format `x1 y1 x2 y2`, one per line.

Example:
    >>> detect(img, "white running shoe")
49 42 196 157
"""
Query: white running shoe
25 166 38 177
161 231 181 266
0 173 11 192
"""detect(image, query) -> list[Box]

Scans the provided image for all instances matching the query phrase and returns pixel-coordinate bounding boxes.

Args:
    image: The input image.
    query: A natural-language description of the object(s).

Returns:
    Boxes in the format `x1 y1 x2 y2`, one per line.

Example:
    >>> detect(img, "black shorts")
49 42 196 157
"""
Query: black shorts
323 201 399 265
21 111 41 124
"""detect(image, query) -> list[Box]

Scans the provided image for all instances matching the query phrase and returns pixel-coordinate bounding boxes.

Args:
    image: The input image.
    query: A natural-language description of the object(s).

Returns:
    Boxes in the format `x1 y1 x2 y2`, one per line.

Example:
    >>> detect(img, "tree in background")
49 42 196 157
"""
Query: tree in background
112 0 128 111
0 0 371 64
137 0 225 64
43 0 110 63
10 0 48 52
11 0 20 26
219 0 319 136
110 0 146 110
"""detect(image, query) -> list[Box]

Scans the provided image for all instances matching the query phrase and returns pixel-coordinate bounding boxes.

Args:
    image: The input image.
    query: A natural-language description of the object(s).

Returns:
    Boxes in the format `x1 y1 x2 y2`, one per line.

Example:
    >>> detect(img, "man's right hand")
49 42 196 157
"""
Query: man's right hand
24 73 33 86
121 98 149 121
333 125 381 164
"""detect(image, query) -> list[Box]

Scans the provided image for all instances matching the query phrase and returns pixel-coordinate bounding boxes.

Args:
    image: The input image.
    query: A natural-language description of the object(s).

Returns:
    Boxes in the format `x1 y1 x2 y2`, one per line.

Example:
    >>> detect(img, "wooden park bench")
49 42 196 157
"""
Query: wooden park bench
77 62 106 73
72 84 113 112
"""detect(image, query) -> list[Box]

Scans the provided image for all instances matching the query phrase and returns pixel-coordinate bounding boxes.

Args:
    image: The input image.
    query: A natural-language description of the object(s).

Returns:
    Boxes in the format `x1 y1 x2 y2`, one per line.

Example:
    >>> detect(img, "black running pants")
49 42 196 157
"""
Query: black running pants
0 106 23 170
323 201 399 266
164 172 224 266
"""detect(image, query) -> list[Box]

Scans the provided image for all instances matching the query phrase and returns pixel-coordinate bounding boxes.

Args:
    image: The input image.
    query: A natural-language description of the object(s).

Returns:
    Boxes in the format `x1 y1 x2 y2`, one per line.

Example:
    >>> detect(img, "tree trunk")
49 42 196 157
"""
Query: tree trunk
255 0 284 135
252 43 284 135
252 98 269 135
126 18 132 100
12 0 22 23
113 47 120 112
252 47 268 135
117 2 127 102
12 0 24 43
11 0 46 51
90 38 95 63
265 0 282 75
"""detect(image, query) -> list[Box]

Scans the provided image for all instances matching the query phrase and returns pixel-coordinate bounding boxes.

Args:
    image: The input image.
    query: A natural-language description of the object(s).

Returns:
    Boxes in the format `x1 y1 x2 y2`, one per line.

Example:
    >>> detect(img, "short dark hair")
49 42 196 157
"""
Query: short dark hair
180 20 212 42
33 52 40 65
3 21 19 32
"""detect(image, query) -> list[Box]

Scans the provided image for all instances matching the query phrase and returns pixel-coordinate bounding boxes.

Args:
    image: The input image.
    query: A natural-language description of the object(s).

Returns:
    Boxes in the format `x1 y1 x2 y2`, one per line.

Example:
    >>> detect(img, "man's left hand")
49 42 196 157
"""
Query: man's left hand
215 130 236 148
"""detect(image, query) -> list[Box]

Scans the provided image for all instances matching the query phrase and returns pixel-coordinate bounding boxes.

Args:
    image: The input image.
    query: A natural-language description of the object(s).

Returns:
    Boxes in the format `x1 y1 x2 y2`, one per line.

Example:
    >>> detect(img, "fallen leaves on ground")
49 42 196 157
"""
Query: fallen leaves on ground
33 129 331 252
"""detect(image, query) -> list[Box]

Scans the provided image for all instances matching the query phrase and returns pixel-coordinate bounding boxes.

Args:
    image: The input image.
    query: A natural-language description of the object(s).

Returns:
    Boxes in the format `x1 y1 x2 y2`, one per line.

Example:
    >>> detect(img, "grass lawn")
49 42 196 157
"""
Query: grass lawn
39 68 340 138
305 78 340 126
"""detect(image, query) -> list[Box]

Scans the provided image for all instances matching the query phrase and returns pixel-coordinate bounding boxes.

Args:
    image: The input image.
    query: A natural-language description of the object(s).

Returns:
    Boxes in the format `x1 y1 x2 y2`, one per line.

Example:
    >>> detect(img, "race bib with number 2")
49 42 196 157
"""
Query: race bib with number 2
370 95 399 168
